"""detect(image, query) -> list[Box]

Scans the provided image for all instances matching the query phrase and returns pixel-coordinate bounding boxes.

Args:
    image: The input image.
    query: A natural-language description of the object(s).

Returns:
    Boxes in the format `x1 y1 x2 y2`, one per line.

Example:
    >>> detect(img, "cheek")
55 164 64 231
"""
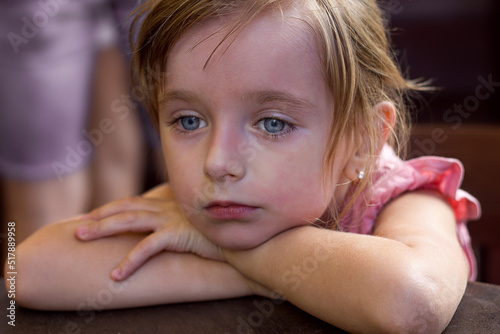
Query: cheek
162 139 204 200
162 130 201 175
255 145 330 216
278 175 329 217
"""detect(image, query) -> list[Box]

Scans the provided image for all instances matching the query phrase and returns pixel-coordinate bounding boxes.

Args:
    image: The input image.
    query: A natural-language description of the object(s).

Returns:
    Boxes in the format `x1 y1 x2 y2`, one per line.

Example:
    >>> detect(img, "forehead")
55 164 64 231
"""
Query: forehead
162 6 330 112
166 6 321 77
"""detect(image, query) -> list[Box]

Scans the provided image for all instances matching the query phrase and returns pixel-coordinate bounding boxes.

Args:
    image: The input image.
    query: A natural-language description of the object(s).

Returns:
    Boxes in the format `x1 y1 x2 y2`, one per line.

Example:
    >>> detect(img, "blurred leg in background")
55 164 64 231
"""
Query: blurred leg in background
88 15 144 208
0 0 144 247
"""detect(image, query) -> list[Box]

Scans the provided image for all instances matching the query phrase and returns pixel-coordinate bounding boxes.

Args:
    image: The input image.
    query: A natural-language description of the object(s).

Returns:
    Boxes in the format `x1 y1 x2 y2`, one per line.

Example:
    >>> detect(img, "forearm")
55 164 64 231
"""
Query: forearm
10 219 253 311
223 226 465 333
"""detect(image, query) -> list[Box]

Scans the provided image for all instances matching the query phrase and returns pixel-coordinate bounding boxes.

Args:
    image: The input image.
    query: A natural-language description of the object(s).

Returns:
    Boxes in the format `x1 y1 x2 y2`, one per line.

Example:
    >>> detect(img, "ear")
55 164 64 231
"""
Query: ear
342 101 396 182
376 101 396 154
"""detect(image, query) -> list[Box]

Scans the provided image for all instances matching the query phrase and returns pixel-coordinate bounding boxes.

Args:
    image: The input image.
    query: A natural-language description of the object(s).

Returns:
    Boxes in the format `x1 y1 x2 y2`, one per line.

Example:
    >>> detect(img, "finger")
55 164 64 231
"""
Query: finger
75 210 164 240
86 196 167 220
110 230 172 281
53 213 89 224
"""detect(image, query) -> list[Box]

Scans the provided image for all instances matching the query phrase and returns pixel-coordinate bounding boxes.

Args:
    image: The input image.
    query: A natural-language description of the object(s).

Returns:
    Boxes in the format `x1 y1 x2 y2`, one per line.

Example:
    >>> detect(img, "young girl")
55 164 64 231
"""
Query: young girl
10 0 480 332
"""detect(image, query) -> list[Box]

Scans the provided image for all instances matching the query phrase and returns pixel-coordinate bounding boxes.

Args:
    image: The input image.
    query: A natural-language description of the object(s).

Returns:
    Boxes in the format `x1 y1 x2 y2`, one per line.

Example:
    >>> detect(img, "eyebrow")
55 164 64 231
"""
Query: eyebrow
159 89 316 114
159 90 200 109
244 90 316 114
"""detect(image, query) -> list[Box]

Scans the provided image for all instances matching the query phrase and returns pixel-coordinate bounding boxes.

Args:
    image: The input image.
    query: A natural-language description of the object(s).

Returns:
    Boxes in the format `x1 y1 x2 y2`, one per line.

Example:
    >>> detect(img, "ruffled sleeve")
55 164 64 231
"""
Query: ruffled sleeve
341 145 481 281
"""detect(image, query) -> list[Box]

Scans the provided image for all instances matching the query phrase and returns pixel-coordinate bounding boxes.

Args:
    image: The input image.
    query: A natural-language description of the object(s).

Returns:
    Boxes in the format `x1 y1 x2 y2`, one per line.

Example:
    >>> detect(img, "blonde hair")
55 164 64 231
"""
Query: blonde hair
130 0 427 226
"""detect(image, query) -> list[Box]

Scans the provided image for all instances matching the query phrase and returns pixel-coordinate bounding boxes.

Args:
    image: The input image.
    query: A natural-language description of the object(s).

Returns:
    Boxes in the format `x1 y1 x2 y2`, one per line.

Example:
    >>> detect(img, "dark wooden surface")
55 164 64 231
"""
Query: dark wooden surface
1 281 499 333
443 282 500 334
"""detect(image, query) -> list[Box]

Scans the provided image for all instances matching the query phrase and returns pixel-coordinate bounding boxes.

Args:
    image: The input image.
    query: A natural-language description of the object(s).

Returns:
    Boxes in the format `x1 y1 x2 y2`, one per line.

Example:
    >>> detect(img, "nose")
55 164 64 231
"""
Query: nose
203 123 246 182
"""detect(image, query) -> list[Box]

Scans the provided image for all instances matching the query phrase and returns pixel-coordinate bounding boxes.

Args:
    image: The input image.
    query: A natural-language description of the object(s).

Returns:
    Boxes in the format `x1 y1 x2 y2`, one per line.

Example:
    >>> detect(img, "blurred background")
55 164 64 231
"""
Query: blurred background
386 0 500 124
0 0 499 283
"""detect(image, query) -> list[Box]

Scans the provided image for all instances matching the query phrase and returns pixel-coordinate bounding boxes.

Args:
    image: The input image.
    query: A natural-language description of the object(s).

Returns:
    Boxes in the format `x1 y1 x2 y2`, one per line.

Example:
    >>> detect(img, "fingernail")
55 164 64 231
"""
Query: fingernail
76 226 88 238
111 268 122 281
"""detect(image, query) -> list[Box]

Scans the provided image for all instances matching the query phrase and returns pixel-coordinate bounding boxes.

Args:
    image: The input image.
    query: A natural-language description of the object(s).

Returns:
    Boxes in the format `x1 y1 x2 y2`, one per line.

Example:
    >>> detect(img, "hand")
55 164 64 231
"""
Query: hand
75 184 224 281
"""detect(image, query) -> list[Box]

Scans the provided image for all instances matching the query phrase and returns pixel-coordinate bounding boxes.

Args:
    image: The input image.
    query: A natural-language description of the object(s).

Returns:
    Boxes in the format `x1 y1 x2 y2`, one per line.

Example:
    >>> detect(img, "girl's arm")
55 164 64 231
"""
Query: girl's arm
223 190 470 333
13 221 256 311
8 185 262 311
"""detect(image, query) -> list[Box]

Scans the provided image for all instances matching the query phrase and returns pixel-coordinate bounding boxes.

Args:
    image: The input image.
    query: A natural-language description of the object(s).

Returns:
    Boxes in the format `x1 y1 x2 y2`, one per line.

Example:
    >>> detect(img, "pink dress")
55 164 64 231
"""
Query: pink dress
339 145 481 281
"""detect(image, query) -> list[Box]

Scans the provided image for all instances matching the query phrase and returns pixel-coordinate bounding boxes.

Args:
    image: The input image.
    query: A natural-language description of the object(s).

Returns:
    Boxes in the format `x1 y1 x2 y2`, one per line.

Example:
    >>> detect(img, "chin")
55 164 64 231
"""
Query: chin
213 235 263 250
208 227 273 250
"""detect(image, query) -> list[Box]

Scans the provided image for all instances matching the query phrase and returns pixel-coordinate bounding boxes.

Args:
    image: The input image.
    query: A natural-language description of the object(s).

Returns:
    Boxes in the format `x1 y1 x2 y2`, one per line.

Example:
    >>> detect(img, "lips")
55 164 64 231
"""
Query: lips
204 201 260 220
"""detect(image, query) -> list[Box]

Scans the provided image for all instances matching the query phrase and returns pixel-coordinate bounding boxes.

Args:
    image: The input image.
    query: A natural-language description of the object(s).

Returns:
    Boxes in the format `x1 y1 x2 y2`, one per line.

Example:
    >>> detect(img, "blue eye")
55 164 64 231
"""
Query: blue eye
180 116 203 131
262 118 285 133
255 117 297 139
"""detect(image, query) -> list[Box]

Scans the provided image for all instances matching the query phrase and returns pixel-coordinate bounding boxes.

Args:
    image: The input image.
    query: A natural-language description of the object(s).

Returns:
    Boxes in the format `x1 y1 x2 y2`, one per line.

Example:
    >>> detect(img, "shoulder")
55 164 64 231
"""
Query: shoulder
374 189 460 245
341 145 480 233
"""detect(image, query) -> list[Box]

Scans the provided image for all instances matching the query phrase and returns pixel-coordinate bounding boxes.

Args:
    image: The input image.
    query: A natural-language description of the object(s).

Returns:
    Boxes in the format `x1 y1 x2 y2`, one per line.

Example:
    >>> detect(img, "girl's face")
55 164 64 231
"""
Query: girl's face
160 9 351 249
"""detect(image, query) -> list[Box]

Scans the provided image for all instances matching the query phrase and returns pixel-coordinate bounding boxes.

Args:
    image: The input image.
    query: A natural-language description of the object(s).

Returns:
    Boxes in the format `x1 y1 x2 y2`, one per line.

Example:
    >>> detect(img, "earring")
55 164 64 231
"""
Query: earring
336 170 366 187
